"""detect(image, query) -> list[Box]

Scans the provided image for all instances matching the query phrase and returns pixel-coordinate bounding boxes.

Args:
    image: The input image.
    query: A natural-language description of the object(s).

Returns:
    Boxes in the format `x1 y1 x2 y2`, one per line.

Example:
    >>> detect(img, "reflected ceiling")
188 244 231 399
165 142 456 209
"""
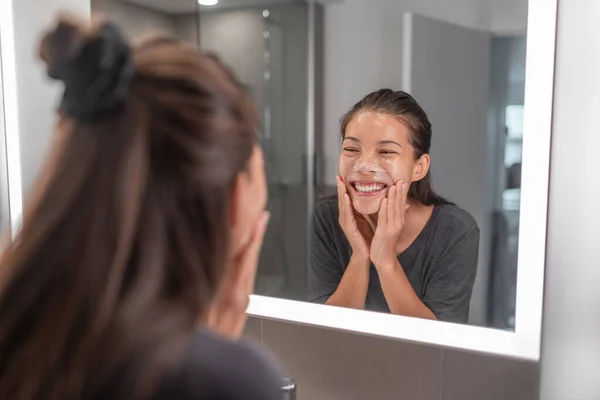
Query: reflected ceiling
123 0 323 14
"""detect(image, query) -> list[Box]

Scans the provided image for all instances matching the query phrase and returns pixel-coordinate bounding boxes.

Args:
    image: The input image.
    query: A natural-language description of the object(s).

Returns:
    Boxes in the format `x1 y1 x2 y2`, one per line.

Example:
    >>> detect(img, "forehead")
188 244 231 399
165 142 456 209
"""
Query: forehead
345 111 411 144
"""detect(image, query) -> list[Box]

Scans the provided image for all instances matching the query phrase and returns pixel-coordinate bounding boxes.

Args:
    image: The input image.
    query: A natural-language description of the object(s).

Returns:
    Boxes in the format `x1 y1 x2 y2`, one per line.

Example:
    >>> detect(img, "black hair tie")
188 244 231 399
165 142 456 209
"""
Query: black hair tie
49 23 133 122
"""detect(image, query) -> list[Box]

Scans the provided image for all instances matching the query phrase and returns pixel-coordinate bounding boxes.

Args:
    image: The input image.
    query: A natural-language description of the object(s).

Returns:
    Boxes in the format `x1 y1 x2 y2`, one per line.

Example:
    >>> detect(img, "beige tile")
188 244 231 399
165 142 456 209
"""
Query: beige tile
442 349 539 400
262 319 441 400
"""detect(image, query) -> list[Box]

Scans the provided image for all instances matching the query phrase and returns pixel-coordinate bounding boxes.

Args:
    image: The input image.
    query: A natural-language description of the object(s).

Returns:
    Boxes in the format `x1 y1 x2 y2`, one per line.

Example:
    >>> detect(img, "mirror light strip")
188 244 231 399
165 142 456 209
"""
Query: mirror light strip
0 0 23 238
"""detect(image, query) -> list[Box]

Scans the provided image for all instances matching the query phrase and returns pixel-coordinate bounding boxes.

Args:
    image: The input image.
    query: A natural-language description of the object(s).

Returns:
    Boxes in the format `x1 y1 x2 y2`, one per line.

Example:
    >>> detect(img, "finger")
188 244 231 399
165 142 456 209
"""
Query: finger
395 182 404 226
246 211 270 267
337 176 345 222
388 184 396 225
401 182 409 216
377 198 387 227
337 175 348 195
232 211 271 286
344 194 355 227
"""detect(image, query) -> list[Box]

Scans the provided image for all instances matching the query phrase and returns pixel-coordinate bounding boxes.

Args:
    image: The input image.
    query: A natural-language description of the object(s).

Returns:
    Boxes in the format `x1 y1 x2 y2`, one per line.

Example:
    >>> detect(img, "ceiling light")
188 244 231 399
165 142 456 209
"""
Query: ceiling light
198 0 218 6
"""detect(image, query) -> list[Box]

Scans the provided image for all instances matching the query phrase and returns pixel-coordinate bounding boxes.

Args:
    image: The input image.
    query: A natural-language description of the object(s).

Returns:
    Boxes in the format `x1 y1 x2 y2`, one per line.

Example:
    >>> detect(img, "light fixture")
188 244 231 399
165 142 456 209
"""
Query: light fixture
198 0 218 6
263 10 270 18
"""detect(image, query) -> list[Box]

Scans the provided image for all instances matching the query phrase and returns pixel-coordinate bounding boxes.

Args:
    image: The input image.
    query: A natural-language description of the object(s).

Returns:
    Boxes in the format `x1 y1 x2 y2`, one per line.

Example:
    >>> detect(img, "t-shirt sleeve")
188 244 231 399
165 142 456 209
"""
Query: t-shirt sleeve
308 203 344 304
421 225 480 323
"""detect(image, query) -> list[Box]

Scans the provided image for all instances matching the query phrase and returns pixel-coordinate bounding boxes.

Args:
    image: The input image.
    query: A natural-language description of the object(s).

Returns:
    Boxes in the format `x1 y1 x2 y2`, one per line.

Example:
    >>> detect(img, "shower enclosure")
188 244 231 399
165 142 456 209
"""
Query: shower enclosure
197 0 320 301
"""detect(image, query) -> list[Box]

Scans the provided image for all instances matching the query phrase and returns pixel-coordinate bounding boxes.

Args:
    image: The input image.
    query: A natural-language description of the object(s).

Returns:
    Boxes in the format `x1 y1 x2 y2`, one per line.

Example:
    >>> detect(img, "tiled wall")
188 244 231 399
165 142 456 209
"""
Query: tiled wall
244 317 539 400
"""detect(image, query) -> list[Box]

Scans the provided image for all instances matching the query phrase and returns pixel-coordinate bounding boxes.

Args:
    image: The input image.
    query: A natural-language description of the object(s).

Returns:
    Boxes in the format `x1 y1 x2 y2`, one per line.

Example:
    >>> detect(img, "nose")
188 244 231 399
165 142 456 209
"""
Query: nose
355 153 379 174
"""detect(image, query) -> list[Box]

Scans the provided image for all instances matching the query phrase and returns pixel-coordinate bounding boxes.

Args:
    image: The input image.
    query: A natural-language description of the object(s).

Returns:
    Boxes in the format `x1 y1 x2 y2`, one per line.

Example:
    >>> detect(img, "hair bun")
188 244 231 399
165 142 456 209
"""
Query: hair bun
40 17 89 80
40 15 134 122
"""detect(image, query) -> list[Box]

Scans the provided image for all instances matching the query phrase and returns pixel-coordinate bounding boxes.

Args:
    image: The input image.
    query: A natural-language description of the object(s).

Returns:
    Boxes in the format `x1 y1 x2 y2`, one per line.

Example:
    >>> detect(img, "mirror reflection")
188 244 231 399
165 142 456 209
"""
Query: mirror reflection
94 0 528 330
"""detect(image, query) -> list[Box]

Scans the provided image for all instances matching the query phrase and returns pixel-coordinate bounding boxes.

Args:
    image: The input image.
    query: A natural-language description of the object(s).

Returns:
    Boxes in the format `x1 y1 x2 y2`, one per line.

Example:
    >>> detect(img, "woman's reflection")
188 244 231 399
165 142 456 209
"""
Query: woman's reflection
309 89 479 323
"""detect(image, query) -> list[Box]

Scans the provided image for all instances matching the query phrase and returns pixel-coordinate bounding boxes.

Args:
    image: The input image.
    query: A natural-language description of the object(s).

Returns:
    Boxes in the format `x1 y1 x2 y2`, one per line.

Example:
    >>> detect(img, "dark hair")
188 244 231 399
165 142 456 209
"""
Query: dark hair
340 89 448 206
0 16 257 400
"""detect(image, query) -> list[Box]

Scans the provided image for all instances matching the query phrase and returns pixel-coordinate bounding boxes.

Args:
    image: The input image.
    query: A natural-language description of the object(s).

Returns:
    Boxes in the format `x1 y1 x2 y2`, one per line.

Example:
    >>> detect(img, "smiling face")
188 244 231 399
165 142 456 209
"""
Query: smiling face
339 110 430 216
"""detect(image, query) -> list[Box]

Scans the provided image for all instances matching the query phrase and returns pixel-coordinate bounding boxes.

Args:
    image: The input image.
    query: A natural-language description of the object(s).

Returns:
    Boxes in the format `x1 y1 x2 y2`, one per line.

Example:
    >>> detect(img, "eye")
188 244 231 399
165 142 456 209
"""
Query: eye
343 147 359 153
379 149 397 155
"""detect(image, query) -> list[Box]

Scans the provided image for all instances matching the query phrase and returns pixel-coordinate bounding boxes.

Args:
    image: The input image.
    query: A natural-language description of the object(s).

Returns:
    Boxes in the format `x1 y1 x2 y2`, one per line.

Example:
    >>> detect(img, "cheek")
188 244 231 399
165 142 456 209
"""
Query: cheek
382 158 413 182
338 156 353 176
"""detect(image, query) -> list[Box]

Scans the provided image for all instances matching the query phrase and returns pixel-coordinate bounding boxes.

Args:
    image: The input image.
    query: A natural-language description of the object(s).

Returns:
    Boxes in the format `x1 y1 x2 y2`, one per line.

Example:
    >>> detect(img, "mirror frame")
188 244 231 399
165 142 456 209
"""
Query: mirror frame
0 0 24 239
248 0 557 361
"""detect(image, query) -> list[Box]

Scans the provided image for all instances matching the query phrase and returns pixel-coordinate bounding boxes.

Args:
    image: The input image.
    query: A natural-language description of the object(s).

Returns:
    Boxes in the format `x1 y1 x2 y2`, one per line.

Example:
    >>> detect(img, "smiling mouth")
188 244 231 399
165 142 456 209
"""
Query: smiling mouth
350 181 388 196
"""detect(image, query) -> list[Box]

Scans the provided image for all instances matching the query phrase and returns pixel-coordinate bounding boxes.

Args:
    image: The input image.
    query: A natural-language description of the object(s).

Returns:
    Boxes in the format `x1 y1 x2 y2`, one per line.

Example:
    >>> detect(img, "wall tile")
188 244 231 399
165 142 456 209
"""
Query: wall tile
262 319 442 400
442 349 539 400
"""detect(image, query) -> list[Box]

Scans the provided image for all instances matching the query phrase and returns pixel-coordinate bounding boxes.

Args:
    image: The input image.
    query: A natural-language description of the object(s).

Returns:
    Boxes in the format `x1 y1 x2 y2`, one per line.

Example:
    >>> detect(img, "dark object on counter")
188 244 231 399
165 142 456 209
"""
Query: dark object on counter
281 377 297 400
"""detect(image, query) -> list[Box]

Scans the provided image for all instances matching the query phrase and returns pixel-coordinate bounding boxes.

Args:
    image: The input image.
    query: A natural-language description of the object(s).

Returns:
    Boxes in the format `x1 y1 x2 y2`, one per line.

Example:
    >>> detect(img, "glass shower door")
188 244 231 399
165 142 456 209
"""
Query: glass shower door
198 1 312 301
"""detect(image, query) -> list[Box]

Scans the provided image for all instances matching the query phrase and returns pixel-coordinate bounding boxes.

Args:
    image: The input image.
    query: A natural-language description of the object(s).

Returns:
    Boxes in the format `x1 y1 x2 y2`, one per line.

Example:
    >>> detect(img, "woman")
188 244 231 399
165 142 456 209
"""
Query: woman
0 16 282 400
309 89 479 323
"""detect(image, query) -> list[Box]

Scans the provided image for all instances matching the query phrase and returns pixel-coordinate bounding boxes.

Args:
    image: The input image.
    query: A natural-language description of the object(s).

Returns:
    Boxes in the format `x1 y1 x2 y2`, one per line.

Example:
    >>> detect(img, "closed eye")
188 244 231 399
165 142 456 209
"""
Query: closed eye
379 150 397 155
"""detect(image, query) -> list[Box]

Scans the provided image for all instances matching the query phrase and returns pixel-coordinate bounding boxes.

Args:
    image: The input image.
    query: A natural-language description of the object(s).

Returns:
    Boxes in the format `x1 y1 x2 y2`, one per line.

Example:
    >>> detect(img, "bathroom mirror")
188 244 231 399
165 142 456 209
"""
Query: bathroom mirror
37 0 555 360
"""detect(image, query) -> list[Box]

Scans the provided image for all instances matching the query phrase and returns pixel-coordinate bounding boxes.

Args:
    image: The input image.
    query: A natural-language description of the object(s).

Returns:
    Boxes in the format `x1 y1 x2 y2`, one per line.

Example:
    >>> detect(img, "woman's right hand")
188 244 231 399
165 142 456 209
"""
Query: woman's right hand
337 176 373 261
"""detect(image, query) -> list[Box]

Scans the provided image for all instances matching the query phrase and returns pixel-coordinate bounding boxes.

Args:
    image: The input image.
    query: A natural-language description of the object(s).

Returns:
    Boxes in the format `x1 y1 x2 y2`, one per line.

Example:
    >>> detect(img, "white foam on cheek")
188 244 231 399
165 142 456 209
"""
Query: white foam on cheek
381 158 409 183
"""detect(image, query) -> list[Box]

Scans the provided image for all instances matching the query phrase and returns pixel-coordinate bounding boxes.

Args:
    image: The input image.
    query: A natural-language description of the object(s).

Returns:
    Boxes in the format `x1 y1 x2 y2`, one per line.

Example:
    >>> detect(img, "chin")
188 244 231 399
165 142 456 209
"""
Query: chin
350 192 386 215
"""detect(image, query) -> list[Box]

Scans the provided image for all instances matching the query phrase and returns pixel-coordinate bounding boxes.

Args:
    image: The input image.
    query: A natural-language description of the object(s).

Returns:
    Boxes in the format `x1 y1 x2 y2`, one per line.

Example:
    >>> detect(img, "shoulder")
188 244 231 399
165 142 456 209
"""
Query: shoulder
157 330 283 400
434 203 480 238
311 196 340 231
313 196 339 219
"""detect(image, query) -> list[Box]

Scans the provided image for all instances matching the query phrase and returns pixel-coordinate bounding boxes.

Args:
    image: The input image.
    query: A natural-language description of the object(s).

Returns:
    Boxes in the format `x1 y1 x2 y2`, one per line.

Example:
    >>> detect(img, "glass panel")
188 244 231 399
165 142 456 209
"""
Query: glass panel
198 1 311 301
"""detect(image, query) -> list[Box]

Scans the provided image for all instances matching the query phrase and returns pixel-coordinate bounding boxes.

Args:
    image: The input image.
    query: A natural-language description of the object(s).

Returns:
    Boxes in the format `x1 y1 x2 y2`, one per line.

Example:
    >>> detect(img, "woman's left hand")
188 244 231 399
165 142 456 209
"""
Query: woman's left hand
206 211 270 340
369 181 409 268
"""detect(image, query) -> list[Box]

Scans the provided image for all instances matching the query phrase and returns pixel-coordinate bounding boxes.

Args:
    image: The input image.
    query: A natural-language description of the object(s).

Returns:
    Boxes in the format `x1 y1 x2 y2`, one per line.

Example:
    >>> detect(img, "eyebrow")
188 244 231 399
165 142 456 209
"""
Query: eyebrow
343 137 403 148
379 140 403 148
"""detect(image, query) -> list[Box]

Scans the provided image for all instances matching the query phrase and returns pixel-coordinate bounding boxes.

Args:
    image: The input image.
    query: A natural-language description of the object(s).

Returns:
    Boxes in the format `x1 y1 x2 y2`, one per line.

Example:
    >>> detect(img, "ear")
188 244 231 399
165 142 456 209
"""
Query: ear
412 154 430 182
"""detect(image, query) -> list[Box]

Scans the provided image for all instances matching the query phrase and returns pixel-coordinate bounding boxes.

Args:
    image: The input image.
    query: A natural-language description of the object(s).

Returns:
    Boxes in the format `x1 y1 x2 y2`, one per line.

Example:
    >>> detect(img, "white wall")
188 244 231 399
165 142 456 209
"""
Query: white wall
92 0 176 39
539 0 600 397
488 0 528 35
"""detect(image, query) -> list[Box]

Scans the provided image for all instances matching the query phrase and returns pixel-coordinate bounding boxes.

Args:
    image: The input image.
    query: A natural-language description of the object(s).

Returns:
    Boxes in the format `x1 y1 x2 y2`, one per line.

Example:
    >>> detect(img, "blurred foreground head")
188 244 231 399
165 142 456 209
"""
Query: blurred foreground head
0 14 267 399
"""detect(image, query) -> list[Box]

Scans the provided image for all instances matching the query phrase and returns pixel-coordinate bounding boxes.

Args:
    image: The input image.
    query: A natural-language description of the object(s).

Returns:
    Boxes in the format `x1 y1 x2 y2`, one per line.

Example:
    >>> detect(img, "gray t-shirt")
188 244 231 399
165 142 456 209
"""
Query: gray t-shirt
308 198 479 323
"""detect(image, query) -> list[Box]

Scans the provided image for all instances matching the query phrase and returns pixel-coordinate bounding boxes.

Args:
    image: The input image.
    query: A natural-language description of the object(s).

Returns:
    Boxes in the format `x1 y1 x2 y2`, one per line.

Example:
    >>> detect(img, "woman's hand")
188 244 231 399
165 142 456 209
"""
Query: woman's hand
206 211 270 340
370 181 409 268
337 176 373 261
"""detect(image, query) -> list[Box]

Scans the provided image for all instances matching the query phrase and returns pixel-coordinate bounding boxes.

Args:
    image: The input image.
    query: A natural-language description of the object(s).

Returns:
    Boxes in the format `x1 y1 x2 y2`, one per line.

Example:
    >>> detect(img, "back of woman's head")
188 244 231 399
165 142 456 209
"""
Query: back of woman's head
0 15 258 399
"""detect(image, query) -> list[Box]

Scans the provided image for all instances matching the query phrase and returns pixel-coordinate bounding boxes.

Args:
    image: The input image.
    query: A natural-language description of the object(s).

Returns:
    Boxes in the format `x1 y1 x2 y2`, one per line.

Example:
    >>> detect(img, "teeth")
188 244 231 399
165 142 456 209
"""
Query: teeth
355 184 384 193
